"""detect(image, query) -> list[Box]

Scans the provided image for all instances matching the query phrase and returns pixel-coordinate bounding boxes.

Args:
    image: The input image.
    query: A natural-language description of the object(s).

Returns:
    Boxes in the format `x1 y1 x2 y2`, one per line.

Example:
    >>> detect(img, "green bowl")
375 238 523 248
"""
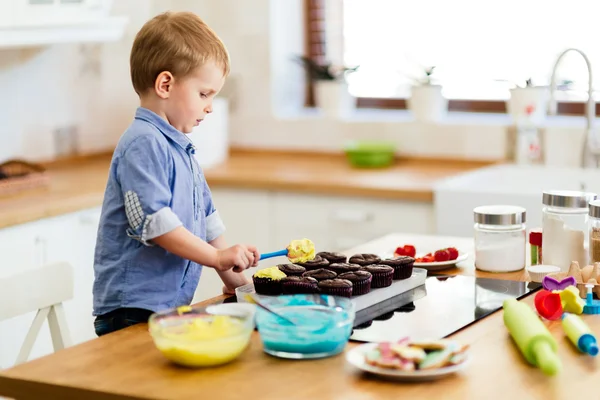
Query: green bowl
343 141 396 168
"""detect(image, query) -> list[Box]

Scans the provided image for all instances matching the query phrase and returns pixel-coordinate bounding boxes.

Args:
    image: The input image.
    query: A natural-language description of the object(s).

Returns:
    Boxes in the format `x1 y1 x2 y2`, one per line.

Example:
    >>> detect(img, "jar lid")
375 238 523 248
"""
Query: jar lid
473 205 526 225
590 199 600 218
542 190 597 209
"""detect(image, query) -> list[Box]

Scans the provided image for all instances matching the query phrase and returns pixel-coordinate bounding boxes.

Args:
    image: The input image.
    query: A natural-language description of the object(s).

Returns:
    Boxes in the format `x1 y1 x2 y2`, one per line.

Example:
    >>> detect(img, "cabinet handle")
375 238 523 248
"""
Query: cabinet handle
330 209 373 223
35 236 47 267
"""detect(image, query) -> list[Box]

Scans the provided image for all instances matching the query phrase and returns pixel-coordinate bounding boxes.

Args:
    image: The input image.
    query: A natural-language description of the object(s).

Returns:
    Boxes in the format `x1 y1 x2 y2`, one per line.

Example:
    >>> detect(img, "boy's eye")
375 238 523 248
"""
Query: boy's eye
200 93 208 99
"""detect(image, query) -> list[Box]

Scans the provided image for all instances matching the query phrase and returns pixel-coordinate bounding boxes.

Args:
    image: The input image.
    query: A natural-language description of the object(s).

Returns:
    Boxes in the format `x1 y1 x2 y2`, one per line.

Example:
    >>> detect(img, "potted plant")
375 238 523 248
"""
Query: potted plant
504 78 550 125
407 66 447 122
297 56 359 118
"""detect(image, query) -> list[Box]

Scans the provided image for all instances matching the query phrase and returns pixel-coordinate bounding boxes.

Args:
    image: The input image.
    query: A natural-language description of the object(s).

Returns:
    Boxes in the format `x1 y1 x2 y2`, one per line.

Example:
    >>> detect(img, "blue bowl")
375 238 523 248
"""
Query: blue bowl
255 294 355 359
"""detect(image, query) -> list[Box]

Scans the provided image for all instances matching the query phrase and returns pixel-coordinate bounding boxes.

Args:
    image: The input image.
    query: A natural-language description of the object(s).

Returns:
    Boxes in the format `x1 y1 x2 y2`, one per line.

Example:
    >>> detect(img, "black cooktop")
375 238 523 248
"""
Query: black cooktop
222 275 541 343
349 275 541 343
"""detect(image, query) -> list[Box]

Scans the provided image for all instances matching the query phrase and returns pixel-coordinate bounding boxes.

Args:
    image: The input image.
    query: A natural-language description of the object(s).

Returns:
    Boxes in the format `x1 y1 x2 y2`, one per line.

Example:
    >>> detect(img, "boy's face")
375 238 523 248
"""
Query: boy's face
165 61 226 134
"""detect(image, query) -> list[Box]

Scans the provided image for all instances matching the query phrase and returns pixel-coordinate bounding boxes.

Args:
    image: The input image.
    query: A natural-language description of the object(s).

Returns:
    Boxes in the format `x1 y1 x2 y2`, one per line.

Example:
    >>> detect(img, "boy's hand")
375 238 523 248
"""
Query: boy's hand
216 244 260 272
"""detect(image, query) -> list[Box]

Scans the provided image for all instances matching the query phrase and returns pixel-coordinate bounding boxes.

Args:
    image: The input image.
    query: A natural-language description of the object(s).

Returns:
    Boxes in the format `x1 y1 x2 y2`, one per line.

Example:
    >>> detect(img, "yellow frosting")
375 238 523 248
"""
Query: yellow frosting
287 238 315 263
253 266 287 280
154 315 251 367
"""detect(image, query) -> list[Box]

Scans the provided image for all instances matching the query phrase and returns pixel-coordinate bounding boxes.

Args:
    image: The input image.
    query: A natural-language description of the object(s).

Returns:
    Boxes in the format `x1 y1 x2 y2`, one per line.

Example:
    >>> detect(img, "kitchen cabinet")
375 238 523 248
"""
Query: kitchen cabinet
0 208 101 369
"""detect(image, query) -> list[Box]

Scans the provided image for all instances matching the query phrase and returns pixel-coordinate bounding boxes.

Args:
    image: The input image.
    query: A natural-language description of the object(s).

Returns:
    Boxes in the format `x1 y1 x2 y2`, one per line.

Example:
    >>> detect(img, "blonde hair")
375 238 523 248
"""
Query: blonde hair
130 11 230 95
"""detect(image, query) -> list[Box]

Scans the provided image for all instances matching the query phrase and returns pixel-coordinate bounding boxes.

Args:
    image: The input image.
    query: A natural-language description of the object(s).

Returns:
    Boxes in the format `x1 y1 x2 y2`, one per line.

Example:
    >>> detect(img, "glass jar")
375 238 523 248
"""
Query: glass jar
474 205 526 273
542 190 597 271
589 200 600 263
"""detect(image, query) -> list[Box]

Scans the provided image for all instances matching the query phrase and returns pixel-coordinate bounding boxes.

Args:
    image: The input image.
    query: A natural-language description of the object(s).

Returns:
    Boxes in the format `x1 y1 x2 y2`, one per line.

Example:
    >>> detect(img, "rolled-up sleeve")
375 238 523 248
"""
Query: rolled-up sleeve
117 135 182 245
203 179 225 242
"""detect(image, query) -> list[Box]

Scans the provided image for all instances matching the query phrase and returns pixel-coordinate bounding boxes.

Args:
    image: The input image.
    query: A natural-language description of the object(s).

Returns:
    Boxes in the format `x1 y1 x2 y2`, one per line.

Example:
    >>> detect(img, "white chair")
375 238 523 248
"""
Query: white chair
0 262 73 365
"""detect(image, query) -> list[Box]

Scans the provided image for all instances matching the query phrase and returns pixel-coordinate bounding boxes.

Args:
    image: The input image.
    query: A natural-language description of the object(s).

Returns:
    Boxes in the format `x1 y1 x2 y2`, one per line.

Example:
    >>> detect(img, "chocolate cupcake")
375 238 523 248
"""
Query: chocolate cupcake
379 256 415 280
317 251 347 264
327 263 362 275
349 253 381 266
318 279 353 298
252 267 287 295
338 270 373 296
296 255 329 271
277 264 306 277
281 276 318 294
360 265 394 288
302 268 337 281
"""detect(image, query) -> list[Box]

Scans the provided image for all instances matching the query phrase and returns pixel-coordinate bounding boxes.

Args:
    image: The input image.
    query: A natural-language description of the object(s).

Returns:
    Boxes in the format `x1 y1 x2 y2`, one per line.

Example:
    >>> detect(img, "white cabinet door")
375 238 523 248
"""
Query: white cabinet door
0 208 101 368
0 219 50 368
193 188 273 303
273 193 435 253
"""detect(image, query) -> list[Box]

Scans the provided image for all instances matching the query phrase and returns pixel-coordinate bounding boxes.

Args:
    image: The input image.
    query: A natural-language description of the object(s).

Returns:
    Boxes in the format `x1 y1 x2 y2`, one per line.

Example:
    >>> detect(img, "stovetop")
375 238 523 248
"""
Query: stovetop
222 275 541 343
349 275 541 343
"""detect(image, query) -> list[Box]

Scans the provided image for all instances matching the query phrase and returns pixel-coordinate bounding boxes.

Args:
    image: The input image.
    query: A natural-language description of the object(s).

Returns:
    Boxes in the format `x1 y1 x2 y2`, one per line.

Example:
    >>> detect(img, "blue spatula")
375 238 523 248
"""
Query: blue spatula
259 249 288 261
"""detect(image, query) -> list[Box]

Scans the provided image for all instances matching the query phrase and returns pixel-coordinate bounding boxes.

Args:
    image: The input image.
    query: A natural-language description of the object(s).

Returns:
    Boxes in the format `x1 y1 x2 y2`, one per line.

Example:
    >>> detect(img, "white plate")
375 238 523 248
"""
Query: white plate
413 252 469 270
346 343 469 382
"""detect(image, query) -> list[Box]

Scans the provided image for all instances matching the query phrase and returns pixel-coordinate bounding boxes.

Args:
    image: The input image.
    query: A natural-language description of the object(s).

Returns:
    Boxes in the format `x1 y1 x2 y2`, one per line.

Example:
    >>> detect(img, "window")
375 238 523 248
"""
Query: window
305 0 600 115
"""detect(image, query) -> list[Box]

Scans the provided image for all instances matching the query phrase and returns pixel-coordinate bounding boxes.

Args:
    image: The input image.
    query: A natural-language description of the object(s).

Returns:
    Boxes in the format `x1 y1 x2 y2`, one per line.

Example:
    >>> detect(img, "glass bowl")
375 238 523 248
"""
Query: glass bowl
148 303 256 368
254 294 355 359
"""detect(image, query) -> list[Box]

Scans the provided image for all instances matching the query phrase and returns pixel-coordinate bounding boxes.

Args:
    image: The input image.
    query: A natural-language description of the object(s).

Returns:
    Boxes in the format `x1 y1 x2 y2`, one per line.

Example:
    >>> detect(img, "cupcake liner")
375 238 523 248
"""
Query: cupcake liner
351 275 373 296
371 270 394 288
393 263 414 280
282 281 318 294
320 286 353 298
253 277 282 295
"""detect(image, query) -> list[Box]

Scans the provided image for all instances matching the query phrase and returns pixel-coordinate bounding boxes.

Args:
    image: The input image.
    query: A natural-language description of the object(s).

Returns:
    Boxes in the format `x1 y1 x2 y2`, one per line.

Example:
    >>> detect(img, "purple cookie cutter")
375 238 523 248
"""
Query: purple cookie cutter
542 275 577 291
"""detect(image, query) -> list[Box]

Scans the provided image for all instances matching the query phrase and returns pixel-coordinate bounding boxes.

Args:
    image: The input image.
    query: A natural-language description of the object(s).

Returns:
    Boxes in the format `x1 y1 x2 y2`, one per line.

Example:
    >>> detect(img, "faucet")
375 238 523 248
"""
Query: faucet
548 48 598 168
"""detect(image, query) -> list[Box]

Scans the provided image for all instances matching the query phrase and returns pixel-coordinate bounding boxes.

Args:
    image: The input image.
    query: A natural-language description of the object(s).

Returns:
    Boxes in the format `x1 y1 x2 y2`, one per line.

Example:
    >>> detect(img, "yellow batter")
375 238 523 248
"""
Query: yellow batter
153 315 251 367
287 238 315 263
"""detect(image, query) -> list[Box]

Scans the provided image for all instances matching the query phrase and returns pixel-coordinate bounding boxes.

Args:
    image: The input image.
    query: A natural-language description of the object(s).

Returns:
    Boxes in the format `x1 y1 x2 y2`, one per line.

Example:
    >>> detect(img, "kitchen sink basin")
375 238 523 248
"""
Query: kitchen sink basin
433 164 600 237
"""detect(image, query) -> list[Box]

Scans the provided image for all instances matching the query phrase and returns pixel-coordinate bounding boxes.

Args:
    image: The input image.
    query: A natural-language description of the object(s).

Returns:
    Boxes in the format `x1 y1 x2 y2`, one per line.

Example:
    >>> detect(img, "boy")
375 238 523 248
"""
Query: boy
92 11 259 336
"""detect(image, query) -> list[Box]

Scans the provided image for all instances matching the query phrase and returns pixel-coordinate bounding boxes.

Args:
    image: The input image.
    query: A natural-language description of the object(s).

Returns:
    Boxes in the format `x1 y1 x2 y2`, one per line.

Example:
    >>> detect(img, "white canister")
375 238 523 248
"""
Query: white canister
473 205 527 273
188 97 229 169
542 190 597 271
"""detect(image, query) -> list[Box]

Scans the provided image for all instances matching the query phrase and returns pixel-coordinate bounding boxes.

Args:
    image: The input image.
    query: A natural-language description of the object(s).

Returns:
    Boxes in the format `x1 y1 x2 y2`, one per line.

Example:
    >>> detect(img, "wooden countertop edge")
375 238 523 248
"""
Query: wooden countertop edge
0 149 494 230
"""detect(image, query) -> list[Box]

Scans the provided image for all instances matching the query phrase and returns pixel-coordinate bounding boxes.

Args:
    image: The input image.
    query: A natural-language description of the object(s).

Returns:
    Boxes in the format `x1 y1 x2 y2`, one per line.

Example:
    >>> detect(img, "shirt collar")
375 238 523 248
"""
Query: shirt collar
135 107 195 153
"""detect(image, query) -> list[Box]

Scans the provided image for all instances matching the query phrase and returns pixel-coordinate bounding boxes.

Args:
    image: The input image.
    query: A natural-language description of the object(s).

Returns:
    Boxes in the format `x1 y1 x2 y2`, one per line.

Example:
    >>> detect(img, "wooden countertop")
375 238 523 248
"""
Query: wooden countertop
1 233 596 400
0 149 491 229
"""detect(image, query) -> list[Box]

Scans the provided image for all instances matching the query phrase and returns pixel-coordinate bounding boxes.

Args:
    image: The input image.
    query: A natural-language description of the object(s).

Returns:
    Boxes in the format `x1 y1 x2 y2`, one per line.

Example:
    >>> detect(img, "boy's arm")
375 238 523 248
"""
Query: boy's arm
152 227 255 271
118 135 256 271
208 235 253 294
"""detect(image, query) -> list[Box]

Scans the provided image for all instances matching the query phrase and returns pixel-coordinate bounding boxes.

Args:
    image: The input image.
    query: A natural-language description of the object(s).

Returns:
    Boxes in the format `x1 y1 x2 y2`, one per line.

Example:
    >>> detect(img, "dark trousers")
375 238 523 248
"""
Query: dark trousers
94 307 153 337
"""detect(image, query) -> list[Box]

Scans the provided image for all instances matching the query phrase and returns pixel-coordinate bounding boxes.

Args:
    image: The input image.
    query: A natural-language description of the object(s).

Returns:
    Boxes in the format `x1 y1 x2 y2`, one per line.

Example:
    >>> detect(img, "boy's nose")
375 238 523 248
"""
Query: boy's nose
205 104 213 114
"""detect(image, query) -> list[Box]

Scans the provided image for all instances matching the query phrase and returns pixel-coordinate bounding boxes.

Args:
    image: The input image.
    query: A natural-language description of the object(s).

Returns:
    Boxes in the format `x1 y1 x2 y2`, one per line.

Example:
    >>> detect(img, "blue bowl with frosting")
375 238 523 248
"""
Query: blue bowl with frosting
255 294 355 359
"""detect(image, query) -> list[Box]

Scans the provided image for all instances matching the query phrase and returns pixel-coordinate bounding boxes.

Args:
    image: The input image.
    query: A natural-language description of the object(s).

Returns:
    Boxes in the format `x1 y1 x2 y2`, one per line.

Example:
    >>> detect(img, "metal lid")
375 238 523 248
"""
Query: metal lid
590 200 600 218
542 190 597 209
473 205 526 225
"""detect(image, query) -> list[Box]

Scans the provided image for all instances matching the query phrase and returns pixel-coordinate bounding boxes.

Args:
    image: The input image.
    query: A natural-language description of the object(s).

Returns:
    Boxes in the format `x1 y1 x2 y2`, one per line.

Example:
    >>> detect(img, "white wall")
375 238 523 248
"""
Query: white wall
0 0 592 166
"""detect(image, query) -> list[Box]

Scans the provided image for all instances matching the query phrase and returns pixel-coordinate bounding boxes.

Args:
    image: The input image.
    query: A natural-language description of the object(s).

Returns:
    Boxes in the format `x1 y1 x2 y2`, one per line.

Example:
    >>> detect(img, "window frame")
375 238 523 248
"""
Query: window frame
303 0 599 116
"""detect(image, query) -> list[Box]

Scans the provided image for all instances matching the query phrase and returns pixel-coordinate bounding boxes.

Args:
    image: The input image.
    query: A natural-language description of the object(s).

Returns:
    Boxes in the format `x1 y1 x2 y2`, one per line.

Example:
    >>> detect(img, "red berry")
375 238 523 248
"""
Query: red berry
446 247 459 260
434 249 450 262
403 245 416 258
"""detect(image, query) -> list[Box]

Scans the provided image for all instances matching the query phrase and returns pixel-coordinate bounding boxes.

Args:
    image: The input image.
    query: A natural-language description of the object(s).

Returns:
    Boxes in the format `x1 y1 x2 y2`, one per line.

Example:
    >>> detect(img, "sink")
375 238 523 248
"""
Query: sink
433 164 600 237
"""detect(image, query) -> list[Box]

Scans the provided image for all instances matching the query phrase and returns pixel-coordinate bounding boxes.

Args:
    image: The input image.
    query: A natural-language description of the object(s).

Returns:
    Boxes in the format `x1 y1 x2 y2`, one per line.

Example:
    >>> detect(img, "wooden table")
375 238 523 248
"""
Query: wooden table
1 233 598 400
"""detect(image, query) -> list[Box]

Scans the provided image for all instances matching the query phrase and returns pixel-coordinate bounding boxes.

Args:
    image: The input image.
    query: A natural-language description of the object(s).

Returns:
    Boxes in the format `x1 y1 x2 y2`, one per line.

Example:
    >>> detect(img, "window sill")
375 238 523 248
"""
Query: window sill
275 106 598 129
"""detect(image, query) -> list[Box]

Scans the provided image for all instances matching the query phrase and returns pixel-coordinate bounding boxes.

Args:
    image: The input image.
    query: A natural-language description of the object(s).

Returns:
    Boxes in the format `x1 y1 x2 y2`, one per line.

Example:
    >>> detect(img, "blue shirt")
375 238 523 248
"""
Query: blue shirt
92 107 225 316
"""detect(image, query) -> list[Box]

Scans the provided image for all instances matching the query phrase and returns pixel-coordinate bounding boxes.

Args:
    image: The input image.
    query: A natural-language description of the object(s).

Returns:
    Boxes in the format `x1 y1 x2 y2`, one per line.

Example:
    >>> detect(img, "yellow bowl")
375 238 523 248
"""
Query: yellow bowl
148 303 255 368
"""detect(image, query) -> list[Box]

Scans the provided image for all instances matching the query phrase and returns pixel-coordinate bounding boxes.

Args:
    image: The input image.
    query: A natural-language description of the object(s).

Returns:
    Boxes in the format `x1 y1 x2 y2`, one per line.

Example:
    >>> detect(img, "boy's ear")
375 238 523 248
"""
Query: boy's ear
155 71 174 99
